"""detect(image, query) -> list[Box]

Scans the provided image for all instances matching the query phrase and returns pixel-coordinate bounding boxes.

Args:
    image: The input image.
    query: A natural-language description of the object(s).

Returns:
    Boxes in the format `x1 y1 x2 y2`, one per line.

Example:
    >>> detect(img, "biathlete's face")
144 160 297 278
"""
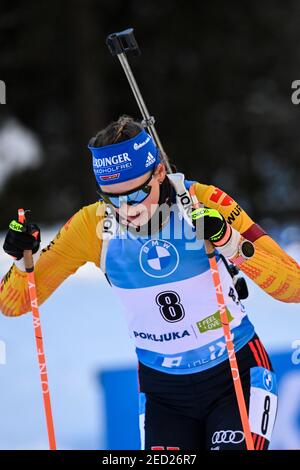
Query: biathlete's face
99 163 166 227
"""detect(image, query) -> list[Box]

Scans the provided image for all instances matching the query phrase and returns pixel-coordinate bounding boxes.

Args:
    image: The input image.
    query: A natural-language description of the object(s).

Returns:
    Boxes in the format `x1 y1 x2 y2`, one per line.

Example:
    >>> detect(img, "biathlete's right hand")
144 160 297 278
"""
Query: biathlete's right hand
3 216 41 260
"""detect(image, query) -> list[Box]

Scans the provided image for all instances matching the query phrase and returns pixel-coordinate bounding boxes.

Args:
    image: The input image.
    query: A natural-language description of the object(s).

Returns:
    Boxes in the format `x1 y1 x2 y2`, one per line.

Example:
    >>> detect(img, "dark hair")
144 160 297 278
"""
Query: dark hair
89 115 143 147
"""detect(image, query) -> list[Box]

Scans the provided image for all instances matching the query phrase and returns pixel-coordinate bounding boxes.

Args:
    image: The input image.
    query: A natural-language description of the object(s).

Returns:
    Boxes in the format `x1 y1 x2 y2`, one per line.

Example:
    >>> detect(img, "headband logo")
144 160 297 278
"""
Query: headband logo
100 174 120 181
90 129 159 185
93 153 131 168
133 135 150 150
145 152 156 167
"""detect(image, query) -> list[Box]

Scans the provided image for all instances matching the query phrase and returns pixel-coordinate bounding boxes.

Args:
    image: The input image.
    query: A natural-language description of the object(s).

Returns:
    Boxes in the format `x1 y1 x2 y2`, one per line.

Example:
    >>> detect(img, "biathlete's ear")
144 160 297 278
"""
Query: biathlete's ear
154 163 167 184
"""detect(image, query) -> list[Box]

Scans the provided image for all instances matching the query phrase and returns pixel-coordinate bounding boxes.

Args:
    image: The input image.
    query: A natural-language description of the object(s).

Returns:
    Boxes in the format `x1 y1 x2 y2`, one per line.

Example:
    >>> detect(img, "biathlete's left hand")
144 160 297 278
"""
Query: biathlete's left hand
191 207 229 244
191 206 255 265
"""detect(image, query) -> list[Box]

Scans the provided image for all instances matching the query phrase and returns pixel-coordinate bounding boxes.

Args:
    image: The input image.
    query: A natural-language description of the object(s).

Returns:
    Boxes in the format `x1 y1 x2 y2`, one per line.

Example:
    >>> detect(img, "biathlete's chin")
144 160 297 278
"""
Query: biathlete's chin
118 202 158 228
121 210 149 228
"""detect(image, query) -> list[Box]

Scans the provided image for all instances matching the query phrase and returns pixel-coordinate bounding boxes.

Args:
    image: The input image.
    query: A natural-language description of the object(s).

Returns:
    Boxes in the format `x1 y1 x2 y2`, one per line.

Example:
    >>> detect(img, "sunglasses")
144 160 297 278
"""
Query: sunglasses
97 170 155 208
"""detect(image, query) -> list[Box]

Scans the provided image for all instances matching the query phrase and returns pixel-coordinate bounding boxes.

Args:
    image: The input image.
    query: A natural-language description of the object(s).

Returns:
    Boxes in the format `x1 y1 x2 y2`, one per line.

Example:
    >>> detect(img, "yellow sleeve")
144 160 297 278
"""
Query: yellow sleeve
193 182 300 303
0 201 104 317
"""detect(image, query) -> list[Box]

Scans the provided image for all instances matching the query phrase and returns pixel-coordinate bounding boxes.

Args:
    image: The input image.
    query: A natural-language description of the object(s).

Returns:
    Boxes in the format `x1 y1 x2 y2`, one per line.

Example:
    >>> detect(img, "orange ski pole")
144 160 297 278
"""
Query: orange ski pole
188 190 254 451
18 208 56 450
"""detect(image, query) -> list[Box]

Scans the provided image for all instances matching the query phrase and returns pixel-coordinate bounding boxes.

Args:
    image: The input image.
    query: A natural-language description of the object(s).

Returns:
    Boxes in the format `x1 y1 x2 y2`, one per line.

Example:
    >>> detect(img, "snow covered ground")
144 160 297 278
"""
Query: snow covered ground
0 225 299 449
0 119 42 187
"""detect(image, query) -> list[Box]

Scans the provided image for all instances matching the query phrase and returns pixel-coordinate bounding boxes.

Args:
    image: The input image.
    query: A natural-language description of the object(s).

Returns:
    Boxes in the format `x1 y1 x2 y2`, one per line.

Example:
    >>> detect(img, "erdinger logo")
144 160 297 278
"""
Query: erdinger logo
93 153 132 177
212 430 244 445
93 153 131 168
263 369 273 392
139 239 179 278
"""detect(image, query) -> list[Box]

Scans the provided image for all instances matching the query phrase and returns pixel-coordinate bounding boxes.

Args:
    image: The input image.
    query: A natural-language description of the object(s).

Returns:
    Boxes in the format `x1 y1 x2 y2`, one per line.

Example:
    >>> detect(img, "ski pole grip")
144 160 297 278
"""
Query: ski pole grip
18 208 34 272
18 208 25 224
205 239 216 258
189 190 216 257
106 28 141 56
24 250 34 273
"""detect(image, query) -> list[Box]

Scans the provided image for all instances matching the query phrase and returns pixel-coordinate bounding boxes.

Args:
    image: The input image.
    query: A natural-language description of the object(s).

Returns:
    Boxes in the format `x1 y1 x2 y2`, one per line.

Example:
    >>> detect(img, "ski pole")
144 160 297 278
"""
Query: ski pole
18 208 56 451
106 28 254 450
187 191 254 450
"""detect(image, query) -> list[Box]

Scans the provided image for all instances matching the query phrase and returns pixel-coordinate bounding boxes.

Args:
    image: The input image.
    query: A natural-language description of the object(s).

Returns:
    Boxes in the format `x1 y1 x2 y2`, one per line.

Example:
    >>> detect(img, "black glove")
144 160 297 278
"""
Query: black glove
191 207 228 243
3 218 41 260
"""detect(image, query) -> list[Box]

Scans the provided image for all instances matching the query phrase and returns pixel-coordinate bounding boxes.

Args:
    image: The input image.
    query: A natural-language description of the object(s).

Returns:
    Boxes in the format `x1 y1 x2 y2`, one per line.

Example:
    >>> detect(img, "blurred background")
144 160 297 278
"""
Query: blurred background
0 0 300 450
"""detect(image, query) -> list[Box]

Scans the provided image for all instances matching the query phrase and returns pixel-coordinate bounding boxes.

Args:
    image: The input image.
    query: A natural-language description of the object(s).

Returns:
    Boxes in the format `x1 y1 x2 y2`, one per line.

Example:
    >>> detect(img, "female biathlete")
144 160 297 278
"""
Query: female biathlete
1 115 300 450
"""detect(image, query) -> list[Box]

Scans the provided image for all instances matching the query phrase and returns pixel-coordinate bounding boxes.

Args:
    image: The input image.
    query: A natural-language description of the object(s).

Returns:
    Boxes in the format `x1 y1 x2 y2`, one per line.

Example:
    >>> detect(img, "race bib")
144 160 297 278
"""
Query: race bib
249 367 278 442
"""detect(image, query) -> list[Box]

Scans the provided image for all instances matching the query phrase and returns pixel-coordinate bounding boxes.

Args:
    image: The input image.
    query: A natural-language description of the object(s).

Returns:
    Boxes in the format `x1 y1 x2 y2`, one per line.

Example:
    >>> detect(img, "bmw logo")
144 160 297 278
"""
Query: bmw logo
263 370 273 392
139 239 179 278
